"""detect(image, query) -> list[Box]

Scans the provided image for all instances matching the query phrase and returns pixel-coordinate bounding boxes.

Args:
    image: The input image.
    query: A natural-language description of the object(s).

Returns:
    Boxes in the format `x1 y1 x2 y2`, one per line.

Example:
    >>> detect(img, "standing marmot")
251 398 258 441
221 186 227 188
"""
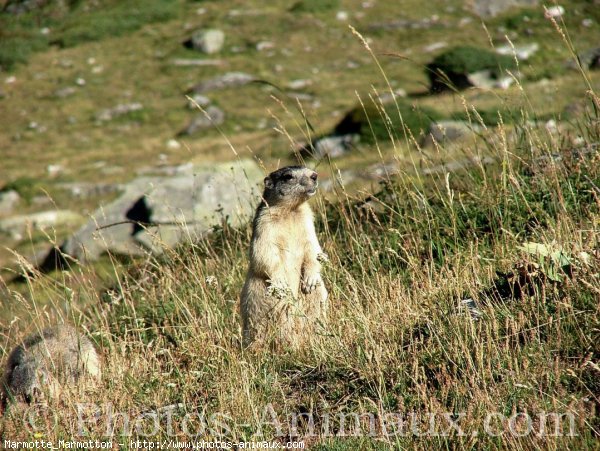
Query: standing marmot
240 166 328 348
1 324 101 411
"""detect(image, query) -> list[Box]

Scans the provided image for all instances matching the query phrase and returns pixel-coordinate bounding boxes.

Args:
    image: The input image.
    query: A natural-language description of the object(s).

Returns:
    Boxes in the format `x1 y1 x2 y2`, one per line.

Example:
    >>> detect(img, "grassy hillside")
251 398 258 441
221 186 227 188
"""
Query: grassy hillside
0 0 599 448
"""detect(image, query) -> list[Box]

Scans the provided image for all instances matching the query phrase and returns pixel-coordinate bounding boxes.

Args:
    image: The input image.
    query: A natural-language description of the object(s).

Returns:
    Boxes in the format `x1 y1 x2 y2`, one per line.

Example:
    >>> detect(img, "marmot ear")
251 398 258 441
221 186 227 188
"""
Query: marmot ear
264 176 274 189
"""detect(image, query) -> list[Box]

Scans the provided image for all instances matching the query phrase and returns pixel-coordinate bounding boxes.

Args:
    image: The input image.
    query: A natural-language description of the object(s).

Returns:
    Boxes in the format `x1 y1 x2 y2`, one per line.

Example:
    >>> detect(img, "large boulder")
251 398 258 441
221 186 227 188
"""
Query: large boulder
427 46 517 92
334 100 441 144
422 120 482 147
0 210 84 240
59 160 262 263
470 0 539 18
0 190 20 216
189 72 254 94
178 106 225 136
185 29 225 54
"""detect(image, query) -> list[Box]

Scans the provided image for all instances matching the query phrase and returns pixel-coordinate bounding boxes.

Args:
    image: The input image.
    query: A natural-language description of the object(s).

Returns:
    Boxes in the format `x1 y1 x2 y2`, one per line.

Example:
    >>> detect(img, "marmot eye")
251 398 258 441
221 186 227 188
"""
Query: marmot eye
310 173 318 181
282 174 294 181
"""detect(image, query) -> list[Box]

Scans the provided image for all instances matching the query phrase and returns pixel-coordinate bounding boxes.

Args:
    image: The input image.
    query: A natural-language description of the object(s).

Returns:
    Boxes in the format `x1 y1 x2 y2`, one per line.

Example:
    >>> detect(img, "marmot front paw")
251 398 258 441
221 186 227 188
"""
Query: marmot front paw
301 273 322 294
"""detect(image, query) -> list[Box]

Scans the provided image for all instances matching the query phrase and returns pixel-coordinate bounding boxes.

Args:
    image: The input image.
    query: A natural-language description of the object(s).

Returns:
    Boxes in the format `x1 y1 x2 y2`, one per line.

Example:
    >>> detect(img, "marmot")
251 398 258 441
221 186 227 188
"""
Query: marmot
1 324 101 411
240 166 328 348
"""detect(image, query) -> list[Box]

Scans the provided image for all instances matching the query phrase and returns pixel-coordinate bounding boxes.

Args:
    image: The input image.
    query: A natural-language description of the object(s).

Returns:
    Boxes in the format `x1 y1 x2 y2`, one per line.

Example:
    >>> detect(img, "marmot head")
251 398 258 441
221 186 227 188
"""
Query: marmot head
263 166 318 207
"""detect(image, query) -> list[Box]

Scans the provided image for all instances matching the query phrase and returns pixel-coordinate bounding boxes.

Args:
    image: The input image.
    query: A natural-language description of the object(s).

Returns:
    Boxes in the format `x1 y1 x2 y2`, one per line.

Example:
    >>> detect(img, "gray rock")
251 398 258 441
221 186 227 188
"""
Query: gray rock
3 0 50 14
368 16 445 31
496 43 539 61
171 59 225 67
60 160 262 262
0 190 20 216
178 106 225 136
190 72 254 94
467 70 515 89
0 210 83 240
287 79 312 90
187 94 211 109
459 298 482 321
318 170 359 192
367 156 496 179
312 135 359 158
569 47 600 70
423 120 482 146
421 156 496 175
57 182 123 199
95 103 143 122
54 86 77 98
188 29 225 54
471 0 539 18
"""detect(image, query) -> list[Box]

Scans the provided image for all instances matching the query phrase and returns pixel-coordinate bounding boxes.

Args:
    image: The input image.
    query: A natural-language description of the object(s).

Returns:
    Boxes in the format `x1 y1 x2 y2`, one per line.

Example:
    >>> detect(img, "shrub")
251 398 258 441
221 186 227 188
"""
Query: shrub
1 176 39 202
0 0 180 70
334 100 442 144
290 0 339 13
55 0 180 47
426 46 516 92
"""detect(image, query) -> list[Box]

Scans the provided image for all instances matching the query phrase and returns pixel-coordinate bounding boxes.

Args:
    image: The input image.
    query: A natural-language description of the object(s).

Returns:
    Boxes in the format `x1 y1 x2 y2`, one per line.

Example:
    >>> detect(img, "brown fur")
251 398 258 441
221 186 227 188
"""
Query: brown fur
1 324 101 411
240 166 328 348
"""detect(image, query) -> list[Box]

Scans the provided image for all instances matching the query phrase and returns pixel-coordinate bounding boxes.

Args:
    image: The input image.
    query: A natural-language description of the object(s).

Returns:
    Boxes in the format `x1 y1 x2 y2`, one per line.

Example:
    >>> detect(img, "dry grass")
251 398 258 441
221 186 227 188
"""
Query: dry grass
1 1 600 449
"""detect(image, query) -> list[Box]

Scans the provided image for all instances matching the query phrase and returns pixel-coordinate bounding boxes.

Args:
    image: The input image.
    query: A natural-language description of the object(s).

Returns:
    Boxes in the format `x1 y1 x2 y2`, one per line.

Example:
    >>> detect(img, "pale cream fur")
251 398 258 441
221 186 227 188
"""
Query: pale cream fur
240 166 328 348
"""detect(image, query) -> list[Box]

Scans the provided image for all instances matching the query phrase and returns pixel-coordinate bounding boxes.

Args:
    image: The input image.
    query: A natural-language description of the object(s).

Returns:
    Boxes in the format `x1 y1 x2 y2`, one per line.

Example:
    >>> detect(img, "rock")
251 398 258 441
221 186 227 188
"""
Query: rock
467 70 514 89
495 43 539 60
423 120 482 146
170 58 224 67
186 29 225 54
368 16 445 31
256 41 275 51
178 106 225 136
336 11 349 21
367 162 402 179
424 42 447 53
0 190 20 216
287 79 312 90
166 139 182 150
0 210 84 240
46 164 63 177
187 94 211 109
57 183 122 199
471 0 539 18
427 46 516 92
54 86 77 98
544 5 564 19
569 47 600 70
59 160 262 263
421 156 496 175
459 298 482 321
189 72 254 94
310 134 359 158
95 103 143 122
318 170 358 192
3 0 50 14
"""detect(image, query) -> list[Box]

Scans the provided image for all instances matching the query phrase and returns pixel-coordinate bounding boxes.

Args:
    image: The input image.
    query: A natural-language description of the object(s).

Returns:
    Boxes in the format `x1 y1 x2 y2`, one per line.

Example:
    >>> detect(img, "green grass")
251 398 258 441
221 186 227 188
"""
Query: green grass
289 0 340 14
426 46 517 92
0 0 181 70
334 100 442 144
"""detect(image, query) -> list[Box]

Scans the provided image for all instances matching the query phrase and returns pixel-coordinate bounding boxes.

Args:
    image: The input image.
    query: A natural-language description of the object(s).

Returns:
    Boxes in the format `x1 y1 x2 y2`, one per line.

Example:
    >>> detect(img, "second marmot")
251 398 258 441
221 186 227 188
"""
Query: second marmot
240 166 328 348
